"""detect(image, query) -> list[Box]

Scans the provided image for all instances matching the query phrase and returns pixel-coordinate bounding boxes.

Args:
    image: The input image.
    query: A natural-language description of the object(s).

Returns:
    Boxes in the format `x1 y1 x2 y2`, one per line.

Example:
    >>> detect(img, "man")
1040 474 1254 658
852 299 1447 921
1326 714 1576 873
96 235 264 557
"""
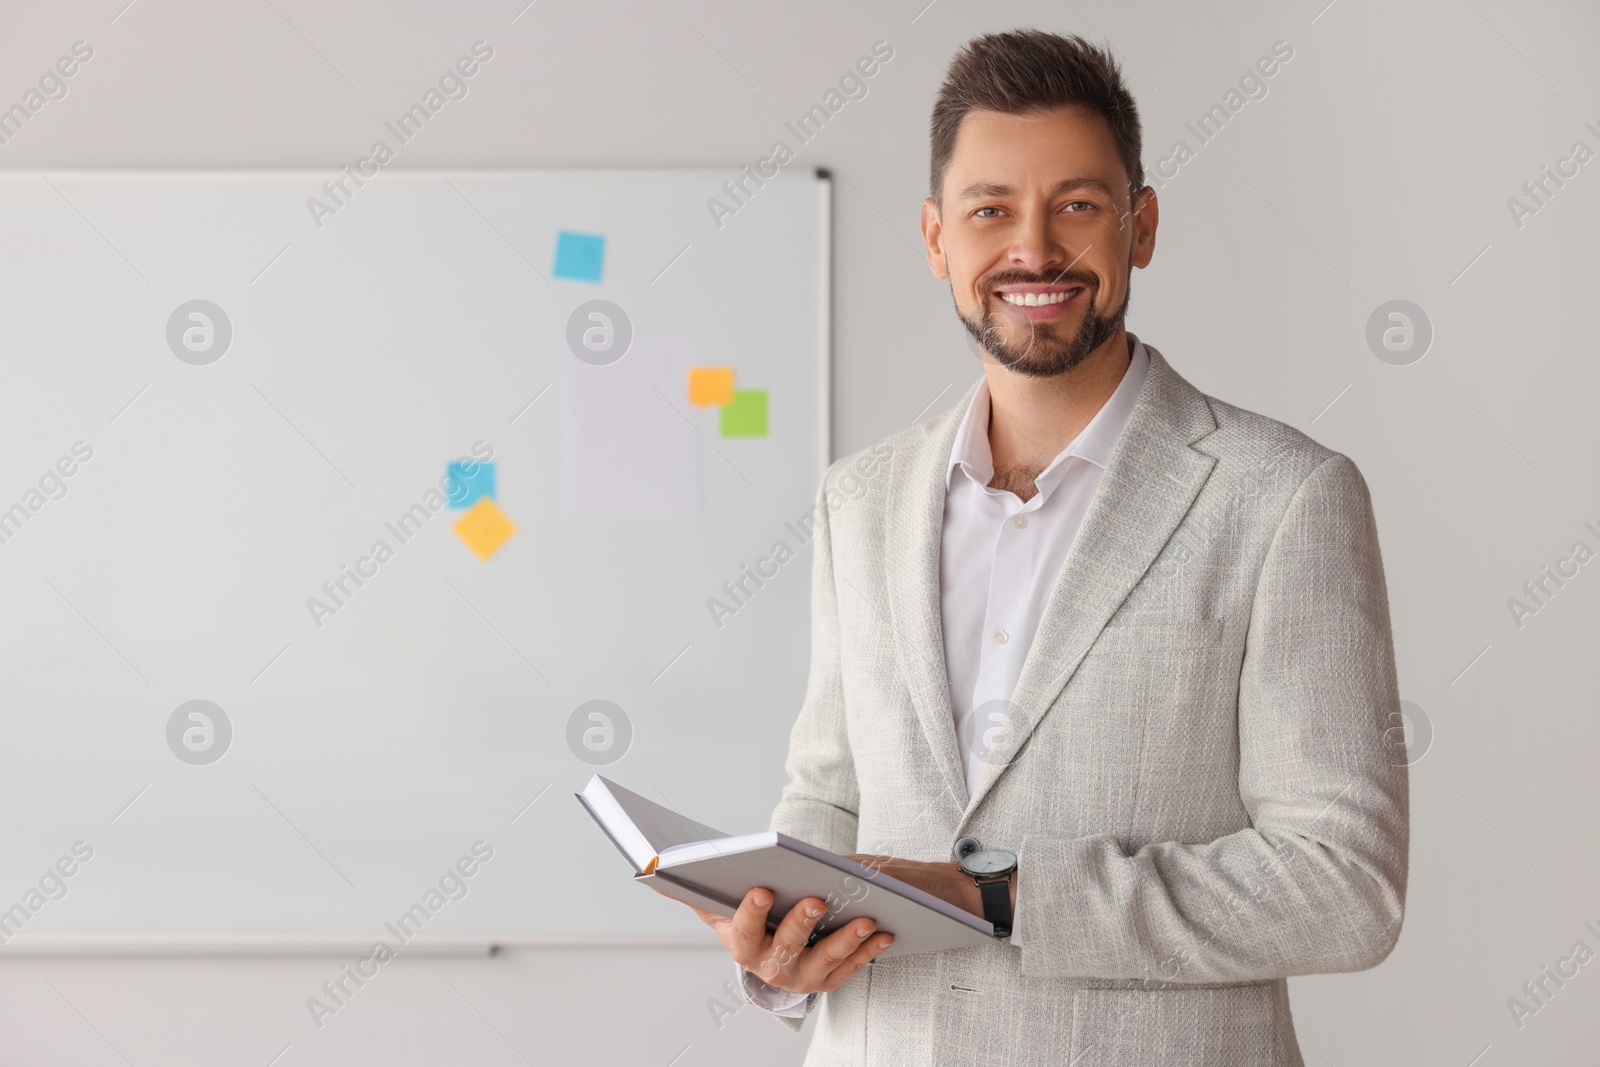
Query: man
676 29 1408 1065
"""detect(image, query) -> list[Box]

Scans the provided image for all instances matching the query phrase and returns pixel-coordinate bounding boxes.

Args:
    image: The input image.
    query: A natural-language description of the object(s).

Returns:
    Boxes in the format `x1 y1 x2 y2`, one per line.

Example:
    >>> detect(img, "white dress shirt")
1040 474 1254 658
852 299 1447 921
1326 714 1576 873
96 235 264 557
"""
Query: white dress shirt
941 337 1149 804
742 337 1151 1016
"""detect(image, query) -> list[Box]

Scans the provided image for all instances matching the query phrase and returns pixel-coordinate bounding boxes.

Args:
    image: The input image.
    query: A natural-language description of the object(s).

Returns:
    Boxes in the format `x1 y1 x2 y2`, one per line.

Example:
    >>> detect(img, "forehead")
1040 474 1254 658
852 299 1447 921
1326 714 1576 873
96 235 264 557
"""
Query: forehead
945 106 1125 191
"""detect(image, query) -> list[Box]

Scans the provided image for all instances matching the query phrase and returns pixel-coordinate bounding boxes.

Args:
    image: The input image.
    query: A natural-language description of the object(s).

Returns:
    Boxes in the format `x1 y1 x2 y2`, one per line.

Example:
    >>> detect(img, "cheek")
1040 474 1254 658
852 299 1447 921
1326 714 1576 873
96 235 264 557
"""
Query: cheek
953 276 989 314
1085 251 1131 295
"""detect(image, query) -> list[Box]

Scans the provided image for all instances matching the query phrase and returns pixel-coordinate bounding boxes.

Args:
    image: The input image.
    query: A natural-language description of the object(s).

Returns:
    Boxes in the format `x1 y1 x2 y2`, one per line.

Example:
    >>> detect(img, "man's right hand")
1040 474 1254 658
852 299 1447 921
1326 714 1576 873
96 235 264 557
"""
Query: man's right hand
680 886 895 994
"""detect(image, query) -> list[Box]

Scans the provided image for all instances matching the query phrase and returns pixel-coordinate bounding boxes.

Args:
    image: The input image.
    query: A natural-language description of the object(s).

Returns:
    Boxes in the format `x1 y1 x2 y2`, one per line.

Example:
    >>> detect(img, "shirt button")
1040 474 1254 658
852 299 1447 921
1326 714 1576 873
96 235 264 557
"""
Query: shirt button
1012 515 1028 528
994 630 1009 644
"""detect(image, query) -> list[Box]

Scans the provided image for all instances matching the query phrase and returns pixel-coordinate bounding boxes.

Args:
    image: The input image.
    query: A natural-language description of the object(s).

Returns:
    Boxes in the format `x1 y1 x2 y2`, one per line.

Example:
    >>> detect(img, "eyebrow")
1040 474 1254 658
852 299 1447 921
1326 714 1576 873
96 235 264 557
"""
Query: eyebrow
957 176 1118 203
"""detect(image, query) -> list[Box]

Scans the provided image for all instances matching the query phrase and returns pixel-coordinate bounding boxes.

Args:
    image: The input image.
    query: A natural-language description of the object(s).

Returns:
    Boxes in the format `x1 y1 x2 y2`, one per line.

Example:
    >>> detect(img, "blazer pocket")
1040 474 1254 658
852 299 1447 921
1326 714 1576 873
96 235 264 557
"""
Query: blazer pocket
1068 983 1279 1067
1095 617 1227 651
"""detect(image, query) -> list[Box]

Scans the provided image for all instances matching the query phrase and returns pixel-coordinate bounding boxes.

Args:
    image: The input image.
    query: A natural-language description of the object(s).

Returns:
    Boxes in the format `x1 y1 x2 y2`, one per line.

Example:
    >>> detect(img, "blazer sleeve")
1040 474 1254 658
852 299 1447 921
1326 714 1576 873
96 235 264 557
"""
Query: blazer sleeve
746 469 862 1032
1013 452 1410 983
769 468 862 856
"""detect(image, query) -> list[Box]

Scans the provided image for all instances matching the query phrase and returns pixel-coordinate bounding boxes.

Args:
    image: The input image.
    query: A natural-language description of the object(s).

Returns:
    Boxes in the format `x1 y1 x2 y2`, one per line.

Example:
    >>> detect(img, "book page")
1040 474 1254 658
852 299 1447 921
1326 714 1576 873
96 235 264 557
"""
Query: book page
579 776 731 870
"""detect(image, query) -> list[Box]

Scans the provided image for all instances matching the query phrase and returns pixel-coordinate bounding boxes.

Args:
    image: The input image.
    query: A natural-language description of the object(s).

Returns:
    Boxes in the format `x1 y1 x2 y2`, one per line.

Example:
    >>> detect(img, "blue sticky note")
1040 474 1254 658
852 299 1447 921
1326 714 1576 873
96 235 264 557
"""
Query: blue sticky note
446 461 495 509
553 231 606 282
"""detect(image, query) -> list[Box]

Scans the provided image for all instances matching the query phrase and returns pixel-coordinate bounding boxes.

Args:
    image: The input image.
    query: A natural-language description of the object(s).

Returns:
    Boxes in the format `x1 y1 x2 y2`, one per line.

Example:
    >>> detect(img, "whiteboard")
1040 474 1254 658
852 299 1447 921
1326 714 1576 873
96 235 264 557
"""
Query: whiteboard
0 168 829 947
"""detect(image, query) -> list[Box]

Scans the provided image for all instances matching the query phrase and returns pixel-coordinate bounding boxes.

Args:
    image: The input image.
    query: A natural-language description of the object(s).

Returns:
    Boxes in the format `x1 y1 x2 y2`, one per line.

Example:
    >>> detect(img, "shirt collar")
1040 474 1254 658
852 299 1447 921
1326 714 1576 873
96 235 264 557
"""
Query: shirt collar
946 334 1151 495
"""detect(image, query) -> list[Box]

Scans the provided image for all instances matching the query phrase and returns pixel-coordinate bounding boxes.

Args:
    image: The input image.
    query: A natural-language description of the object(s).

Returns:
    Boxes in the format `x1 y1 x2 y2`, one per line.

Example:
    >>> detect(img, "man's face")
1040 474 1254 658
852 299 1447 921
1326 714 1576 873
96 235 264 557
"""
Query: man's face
920 106 1158 378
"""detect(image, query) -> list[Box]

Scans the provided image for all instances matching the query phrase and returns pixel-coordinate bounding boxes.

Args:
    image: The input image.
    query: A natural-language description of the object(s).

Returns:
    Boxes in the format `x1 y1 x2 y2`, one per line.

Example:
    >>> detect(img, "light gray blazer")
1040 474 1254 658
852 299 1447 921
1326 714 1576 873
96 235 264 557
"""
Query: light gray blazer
752 343 1409 1065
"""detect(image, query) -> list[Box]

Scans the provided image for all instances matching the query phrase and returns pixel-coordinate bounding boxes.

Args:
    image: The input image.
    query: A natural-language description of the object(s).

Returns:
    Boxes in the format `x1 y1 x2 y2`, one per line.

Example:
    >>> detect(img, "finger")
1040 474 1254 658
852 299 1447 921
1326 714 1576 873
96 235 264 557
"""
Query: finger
793 918 878 988
725 887 775 965
793 921 883 991
816 930 896 993
752 896 826 983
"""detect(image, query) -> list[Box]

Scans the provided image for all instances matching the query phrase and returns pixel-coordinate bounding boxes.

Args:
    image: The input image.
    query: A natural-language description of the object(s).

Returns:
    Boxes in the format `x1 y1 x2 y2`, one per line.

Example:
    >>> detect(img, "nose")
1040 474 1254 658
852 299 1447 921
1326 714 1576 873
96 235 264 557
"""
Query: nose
1009 208 1074 277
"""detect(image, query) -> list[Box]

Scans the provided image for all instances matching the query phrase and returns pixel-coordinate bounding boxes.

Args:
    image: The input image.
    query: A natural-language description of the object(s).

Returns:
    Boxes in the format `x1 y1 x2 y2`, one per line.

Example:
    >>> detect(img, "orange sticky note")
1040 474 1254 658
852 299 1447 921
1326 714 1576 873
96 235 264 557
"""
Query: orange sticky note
688 366 735 407
453 498 517 561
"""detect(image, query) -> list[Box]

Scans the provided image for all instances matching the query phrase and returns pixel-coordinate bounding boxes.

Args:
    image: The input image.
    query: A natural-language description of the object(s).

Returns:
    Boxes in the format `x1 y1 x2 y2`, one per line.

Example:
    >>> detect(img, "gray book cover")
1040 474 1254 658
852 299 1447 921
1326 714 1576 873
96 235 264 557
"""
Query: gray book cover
578 775 996 960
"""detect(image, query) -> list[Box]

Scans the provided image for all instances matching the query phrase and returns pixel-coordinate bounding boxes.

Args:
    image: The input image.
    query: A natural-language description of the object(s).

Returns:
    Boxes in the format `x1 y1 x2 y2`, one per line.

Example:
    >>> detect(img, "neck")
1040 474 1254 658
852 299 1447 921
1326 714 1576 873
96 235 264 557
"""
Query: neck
984 327 1134 474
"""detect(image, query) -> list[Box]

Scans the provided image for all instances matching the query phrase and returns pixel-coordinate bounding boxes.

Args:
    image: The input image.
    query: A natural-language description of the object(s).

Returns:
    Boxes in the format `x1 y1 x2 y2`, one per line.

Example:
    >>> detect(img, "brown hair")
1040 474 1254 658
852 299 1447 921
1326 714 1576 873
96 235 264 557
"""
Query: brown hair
929 29 1144 210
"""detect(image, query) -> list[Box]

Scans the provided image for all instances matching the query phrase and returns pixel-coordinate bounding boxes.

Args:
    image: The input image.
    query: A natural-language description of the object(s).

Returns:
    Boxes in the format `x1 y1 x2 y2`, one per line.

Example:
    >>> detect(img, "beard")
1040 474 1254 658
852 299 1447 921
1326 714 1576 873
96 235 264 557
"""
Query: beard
958 266 1130 378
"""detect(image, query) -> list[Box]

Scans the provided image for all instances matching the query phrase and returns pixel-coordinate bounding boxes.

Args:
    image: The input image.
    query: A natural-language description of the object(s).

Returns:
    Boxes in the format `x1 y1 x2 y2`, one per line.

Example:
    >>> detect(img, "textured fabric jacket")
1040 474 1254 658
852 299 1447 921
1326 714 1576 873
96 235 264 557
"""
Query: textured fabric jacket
753 343 1409 1065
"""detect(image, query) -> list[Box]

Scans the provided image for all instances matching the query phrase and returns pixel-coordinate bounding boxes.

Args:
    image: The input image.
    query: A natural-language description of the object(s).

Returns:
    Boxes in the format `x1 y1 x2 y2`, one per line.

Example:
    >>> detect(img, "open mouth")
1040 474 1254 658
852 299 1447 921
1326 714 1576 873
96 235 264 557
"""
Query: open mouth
996 287 1082 307
989 284 1087 317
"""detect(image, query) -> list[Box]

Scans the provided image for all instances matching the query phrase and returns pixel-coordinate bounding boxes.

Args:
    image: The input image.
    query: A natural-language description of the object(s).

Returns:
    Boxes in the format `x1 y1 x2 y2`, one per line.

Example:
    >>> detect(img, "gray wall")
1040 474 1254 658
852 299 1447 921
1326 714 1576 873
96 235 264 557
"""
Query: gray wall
3 0 1598 1063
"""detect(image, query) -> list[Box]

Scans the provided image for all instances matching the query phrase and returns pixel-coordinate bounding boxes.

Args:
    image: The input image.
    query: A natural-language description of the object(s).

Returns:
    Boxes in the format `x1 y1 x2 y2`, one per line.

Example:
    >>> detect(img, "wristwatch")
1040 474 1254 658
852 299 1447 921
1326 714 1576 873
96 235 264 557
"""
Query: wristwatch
957 847 1017 937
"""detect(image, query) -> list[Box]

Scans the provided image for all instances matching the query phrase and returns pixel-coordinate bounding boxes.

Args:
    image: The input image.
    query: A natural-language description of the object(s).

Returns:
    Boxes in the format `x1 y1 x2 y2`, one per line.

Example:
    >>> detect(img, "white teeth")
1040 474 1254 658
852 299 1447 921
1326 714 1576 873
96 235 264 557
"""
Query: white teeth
1000 289 1074 306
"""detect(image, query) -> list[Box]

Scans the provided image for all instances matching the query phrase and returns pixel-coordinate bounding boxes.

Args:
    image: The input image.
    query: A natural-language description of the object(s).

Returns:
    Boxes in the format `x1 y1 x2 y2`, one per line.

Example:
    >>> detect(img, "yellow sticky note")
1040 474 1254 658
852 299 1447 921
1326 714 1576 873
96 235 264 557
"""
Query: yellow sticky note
453 498 517 561
688 366 735 408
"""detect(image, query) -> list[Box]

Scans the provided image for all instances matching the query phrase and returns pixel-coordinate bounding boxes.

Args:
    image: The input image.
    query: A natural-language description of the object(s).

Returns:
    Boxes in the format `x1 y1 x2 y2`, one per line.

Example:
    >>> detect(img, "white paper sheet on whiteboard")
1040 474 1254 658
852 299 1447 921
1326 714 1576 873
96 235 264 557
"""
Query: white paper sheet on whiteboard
561 333 700 522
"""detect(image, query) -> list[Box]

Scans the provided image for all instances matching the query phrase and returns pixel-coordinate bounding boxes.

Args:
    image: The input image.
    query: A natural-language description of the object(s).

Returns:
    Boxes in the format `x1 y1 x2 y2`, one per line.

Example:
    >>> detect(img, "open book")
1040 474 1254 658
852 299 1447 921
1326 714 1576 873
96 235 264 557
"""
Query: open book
576 775 996 960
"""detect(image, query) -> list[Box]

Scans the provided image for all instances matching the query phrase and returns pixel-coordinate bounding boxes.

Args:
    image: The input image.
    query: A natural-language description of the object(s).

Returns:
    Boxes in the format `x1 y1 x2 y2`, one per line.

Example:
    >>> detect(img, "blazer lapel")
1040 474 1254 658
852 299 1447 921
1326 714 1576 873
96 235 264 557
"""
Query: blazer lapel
884 378 984 811
956 344 1221 826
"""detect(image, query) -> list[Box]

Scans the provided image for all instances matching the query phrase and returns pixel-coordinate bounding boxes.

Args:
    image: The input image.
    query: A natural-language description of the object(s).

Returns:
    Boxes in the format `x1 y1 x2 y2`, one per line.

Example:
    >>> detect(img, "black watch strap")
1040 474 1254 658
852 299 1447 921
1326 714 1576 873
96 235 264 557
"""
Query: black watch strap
976 876 1012 938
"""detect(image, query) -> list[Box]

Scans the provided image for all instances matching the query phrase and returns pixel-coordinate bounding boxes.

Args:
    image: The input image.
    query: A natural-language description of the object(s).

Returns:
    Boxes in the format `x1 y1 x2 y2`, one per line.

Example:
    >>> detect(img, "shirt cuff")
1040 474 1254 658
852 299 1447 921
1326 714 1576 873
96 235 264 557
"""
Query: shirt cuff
1009 876 1023 946
739 965 815 1018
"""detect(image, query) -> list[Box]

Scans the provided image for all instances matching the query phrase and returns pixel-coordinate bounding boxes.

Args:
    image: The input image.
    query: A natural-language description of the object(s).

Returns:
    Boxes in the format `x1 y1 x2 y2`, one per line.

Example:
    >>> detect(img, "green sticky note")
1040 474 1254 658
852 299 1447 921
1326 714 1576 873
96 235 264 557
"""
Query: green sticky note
720 389 768 436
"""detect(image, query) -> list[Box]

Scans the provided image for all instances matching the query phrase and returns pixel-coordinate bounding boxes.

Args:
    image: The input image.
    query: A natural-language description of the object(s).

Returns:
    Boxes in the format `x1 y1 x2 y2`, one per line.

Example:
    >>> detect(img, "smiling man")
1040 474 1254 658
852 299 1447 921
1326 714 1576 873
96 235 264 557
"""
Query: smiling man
676 29 1409 1065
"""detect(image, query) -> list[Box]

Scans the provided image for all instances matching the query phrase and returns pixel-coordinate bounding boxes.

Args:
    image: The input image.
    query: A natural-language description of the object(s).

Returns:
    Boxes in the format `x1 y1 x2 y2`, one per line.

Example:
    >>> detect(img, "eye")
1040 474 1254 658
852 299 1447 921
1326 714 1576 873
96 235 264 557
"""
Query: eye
1062 200 1096 213
973 206 1005 219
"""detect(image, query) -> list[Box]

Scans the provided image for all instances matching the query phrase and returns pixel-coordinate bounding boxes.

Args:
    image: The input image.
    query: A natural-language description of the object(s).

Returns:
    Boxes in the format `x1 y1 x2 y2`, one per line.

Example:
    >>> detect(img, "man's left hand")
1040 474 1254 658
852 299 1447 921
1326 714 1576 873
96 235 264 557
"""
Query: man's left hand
843 854 1015 919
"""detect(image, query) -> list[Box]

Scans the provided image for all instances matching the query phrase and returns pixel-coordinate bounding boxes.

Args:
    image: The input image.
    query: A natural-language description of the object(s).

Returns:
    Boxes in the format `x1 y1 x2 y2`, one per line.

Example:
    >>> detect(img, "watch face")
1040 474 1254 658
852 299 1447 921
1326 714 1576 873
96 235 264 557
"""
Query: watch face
961 848 1016 876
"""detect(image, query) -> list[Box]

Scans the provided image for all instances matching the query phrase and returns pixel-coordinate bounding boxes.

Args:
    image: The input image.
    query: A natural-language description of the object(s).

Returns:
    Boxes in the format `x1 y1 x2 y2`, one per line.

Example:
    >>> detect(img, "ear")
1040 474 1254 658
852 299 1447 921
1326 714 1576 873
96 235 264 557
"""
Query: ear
1129 186 1159 270
920 197 949 280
